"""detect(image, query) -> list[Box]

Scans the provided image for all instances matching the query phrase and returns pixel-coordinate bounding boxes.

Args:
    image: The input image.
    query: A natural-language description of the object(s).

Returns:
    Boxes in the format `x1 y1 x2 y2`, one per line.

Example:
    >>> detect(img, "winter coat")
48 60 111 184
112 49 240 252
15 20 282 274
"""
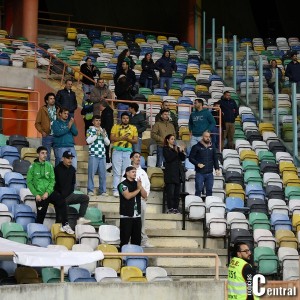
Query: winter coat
155 56 177 78
55 88 78 113
219 97 239 123
151 120 176 147
90 84 113 115
139 58 158 85
80 63 100 85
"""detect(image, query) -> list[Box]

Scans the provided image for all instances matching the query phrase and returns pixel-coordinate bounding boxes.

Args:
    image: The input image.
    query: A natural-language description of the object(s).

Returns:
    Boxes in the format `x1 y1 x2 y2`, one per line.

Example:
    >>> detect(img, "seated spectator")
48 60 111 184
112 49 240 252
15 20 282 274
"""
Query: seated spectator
139 53 158 90
86 115 110 196
54 151 91 225
116 49 135 71
128 102 147 153
52 107 78 169
26 146 74 234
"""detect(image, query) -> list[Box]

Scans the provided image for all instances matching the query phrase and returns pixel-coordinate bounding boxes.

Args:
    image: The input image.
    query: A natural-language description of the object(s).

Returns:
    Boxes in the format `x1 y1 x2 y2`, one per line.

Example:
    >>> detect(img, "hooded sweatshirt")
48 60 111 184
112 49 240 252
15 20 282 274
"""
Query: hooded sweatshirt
188 108 216 137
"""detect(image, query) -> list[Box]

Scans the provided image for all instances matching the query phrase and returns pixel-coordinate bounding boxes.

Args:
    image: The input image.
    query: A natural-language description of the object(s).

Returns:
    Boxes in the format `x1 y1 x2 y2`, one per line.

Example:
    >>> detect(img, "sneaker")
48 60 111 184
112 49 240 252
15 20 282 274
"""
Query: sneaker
101 192 109 197
77 217 91 225
141 242 154 248
166 208 174 214
87 191 94 196
61 223 75 235
113 191 119 197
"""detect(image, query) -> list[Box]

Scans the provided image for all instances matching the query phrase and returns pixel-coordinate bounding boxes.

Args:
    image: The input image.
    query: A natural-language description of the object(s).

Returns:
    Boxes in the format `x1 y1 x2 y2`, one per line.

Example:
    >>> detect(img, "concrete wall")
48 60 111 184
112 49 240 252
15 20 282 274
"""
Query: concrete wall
0 280 225 300
0 66 37 89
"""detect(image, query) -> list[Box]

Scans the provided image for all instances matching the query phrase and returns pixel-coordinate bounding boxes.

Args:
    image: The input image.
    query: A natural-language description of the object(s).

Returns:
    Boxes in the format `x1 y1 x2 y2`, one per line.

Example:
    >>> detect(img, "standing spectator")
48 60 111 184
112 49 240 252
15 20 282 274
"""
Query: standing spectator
139 53 158 90
90 78 113 116
52 107 78 169
151 110 176 168
35 92 57 161
86 115 110 196
118 166 147 248
163 134 186 214
110 112 138 197
128 102 147 153
114 60 136 88
130 151 152 247
99 100 114 168
285 51 300 93
189 131 221 197
81 92 94 135
219 91 239 149
55 79 78 118
26 146 74 234
228 242 256 300
188 98 216 147
117 49 135 71
80 57 99 102
54 151 91 225
155 100 179 137
155 50 177 91
265 59 283 94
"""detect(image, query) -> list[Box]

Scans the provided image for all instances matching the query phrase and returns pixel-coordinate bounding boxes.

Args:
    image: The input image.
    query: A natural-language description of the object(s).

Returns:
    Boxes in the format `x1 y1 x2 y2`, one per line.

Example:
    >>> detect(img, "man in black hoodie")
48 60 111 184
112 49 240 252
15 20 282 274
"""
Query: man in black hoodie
219 91 239 149
54 151 91 225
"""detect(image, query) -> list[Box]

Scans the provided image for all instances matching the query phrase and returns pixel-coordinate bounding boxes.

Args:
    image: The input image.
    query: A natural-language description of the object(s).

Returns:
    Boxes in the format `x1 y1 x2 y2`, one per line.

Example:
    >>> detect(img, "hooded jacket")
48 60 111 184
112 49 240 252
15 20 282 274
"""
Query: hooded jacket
155 51 177 78
52 118 78 148
188 108 216 137
26 159 55 196
285 60 300 83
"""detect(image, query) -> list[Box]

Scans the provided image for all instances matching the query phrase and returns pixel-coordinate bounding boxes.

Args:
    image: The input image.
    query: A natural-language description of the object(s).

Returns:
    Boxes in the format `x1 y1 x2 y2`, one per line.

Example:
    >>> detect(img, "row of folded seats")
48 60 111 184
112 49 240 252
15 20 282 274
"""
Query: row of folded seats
181 105 300 280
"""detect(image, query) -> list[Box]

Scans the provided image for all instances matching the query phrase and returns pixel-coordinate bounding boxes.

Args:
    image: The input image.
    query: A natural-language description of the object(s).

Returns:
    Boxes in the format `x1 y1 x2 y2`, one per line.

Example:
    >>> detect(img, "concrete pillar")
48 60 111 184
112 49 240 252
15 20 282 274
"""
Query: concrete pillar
22 0 38 42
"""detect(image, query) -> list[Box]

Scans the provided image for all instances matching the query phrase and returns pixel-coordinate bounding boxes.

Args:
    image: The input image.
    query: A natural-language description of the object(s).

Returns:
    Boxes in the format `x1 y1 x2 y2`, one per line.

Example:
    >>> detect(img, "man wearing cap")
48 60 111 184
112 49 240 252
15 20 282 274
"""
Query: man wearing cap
110 112 138 197
285 51 300 93
27 146 74 234
118 166 147 248
54 150 91 225
188 98 216 147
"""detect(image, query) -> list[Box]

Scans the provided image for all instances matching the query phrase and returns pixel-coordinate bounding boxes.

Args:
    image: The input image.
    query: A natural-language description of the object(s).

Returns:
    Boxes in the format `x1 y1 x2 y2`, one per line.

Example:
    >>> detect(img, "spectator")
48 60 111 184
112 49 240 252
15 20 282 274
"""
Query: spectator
211 101 224 150
90 78 113 115
163 134 186 214
128 102 147 153
110 112 138 197
99 99 114 168
188 98 216 147
130 151 152 247
26 146 74 234
54 151 91 225
35 92 57 161
117 49 135 71
80 92 94 135
118 166 147 248
114 60 137 88
265 59 283 94
155 50 177 91
285 51 300 93
228 242 256 300
189 131 221 197
151 109 176 168
139 53 158 90
80 57 100 102
219 91 239 149
155 100 179 137
52 107 78 169
55 79 78 118
86 115 110 196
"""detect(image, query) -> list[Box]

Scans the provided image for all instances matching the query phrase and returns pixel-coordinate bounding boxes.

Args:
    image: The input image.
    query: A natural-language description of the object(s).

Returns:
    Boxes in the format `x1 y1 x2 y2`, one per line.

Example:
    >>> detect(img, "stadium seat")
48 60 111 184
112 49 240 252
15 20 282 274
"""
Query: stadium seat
83 207 104 228
14 266 40 284
97 244 122 273
75 224 100 250
120 266 147 282
254 247 279 276
1 222 28 244
68 267 96 282
277 247 299 280
275 230 298 249
51 223 76 250
121 244 148 273
72 244 96 274
94 267 121 282
98 224 120 245
226 212 249 230
146 266 172 282
42 267 62 283
27 223 52 247
0 203 13 227
253 229 276 250
12 204 36 231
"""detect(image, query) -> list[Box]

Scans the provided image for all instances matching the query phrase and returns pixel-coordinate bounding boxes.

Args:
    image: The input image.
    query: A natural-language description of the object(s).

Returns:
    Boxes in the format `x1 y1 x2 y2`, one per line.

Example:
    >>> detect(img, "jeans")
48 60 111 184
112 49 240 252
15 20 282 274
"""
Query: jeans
211 126 220 150
190 135 201 148
112 150 131 192
145 78 153 90
117 103 129 123
54 147 77 169
165 183 180 209
65 192 89 218
42 135 54 161
132 137 142 153
156 145 165 167
87 156 107 194
195 172 214 197
120 217 141 248
82 83 94 103
159 77 172 91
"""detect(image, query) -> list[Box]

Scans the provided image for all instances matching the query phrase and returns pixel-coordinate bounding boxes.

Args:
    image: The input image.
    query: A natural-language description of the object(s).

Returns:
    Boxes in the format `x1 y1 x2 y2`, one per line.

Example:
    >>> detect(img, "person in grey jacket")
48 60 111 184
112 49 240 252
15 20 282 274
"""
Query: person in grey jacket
128 102 147 153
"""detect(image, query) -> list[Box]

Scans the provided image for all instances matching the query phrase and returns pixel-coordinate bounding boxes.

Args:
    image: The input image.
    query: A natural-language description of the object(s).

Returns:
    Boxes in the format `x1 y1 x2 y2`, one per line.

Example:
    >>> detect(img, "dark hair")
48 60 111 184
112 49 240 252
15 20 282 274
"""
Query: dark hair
121 112 129 118
37 146 47 154
122 60 129 66
160 109 169 115
118 49 129 64
129 102 139 112
223 91 231 95
163 50 170 58
213 100 221 106
58 107 69 114
164 134 175 146
85 57 92 62
194 98 204 105
44 92 56 104
233 242 249 257
65 78 73 84
130 151 140 158
92 115 101 121
99 99 109 107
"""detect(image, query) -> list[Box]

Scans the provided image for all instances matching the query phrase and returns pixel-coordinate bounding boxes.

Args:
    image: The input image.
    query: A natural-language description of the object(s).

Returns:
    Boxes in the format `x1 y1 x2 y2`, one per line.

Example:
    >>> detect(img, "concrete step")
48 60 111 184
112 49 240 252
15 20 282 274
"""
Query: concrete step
164 267 228 278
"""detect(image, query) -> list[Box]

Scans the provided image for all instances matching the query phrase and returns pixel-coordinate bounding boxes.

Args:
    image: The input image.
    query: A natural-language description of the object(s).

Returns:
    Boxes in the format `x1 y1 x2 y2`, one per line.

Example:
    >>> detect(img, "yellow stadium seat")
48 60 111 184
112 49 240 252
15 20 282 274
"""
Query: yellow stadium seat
283 172 300 187
93 44 104 49
147 167 164 190
168 89 182 98
116 41 127 47
157 36 167 41
148 95 161 102
292 214 300 232
200 64 212 71
97 244 122 273
258 123 275 134
102 48 114 54
239 150 258 163
15 267 41 284
50 43 64 51
135 38 145 44
73 66 82 81
275 230 298 249
120 266 147 282
279 162 297 175
175 45 185 51
179 127 190 141
51 223 76 250
195 85 208 92
21 147 38 163
25 56 36 69
186 67 199 75
73 50 86 57
66 28 77 40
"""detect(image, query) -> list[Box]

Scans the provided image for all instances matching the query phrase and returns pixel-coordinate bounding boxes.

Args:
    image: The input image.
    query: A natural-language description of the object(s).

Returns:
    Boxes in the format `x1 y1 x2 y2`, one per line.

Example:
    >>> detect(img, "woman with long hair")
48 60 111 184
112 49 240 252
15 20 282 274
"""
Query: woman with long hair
139 52 158 90
117 49 135 71
163 134 186 214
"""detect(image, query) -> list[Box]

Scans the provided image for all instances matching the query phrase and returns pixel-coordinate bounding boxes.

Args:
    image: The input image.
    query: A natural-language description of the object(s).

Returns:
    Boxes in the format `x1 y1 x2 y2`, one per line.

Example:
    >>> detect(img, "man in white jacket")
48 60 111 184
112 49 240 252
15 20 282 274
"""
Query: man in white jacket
86 115 110 196
130 151 153 247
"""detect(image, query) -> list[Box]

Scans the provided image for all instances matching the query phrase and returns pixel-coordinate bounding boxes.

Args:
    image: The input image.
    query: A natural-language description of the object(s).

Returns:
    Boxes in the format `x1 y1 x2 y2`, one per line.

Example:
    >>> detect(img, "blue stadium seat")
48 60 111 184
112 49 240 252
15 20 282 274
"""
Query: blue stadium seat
27 223 52 247
121 244 148 273
68 267 96 282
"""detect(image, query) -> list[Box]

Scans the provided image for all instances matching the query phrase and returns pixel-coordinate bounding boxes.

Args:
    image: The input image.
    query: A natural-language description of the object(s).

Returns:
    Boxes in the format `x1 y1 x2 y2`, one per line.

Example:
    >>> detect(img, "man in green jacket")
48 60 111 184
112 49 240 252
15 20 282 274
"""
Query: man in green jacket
26 146 74 234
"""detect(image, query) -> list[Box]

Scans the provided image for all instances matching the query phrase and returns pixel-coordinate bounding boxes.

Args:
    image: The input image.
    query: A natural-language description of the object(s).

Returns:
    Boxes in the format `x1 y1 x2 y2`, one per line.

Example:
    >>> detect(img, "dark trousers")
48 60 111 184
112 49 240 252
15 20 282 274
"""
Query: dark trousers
120 217 141 248
65 193 89 217
165 183 180 210
36 191 68 225
105 145 111 163
224 122 235 149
